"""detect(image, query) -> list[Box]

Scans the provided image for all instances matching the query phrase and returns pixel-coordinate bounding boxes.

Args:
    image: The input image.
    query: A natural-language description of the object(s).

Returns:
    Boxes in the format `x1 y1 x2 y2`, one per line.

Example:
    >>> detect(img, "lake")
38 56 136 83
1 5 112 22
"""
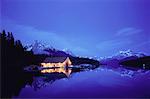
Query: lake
7 65 150 98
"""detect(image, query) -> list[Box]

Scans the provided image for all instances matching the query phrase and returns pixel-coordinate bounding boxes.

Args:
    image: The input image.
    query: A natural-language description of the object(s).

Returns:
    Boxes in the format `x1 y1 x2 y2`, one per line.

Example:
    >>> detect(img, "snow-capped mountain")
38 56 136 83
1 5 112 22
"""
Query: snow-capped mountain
100 49 146 61
62 48 75 56
112 49 146 60
26 41 49 55
26 41 73 56
100 50 147 68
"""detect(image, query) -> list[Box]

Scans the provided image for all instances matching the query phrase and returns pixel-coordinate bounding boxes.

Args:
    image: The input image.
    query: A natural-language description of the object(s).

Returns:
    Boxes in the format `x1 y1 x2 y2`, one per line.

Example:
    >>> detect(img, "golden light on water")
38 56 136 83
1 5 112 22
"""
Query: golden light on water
41 68 72 77
41 62 65 67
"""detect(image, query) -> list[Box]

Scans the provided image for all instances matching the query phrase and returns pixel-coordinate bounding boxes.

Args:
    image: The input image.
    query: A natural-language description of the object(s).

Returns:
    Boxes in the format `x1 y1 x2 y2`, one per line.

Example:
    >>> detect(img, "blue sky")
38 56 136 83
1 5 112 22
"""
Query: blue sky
1 0 150 57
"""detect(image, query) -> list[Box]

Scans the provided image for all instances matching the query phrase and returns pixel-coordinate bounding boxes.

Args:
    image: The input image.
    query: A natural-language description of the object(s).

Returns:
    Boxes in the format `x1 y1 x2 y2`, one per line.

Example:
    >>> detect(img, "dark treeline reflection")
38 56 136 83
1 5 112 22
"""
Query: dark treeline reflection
0 30 32 98
0 30 48 98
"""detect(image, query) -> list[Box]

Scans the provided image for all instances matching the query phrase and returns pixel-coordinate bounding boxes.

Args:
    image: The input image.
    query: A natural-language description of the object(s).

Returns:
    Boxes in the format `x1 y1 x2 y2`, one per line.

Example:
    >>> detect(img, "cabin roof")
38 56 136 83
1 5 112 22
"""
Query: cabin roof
43 57 68 63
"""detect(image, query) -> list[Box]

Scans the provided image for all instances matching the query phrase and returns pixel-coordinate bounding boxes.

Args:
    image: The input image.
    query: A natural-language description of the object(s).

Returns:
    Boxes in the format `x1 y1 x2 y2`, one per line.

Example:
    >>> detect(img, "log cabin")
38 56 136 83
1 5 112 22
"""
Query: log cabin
41 57 72 68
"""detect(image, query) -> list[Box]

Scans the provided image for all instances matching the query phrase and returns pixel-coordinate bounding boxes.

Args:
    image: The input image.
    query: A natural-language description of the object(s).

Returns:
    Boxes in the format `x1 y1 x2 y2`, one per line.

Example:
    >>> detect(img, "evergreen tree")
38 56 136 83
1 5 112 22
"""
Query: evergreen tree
10 32 14 46
1 30 6 40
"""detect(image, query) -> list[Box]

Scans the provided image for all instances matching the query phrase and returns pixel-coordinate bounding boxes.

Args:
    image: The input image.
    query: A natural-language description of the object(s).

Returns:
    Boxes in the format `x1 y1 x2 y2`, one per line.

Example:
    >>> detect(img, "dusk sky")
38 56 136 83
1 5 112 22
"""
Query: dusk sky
1 0 150 57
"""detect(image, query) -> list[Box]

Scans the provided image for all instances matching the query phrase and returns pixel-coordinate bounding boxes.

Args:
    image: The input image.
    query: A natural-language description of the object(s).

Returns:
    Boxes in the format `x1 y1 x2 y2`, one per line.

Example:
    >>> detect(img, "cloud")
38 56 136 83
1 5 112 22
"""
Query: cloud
1 19 71 49
134 41 150 49
95 38 133 57
96 39 131 49
2 18 149 57
116 27 143 36
1 18 92 56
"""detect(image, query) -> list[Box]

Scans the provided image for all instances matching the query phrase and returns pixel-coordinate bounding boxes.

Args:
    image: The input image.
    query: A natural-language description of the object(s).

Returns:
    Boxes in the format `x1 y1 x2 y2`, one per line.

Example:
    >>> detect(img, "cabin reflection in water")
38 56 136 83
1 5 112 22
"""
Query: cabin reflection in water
41 68 72 77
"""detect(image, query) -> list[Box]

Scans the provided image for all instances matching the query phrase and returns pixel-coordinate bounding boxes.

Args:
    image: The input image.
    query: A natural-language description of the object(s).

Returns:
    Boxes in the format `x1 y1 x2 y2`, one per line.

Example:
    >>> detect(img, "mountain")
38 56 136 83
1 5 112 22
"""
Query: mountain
44 48 72 57
26 41 72 57
111 49 146 60
26 41 49 55
100 50 148 69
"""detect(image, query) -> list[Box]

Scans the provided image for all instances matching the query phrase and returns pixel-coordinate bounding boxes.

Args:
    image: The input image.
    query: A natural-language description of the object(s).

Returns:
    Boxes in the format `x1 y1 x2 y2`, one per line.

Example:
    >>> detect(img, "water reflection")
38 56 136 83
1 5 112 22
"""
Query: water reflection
4 64 99 98
29 66 96 90
41 67 72 77
31 72 69 91
2 69 34 98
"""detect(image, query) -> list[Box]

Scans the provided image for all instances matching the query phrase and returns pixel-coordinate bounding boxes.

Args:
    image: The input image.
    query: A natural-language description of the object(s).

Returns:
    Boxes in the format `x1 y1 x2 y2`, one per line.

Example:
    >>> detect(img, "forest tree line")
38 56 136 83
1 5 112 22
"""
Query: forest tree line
0 30 49 71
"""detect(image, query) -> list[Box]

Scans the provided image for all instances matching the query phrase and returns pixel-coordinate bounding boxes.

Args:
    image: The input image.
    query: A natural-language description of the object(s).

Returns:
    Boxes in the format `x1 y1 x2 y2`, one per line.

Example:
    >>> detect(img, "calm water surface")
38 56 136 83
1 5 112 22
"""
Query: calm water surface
9 65 150 98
